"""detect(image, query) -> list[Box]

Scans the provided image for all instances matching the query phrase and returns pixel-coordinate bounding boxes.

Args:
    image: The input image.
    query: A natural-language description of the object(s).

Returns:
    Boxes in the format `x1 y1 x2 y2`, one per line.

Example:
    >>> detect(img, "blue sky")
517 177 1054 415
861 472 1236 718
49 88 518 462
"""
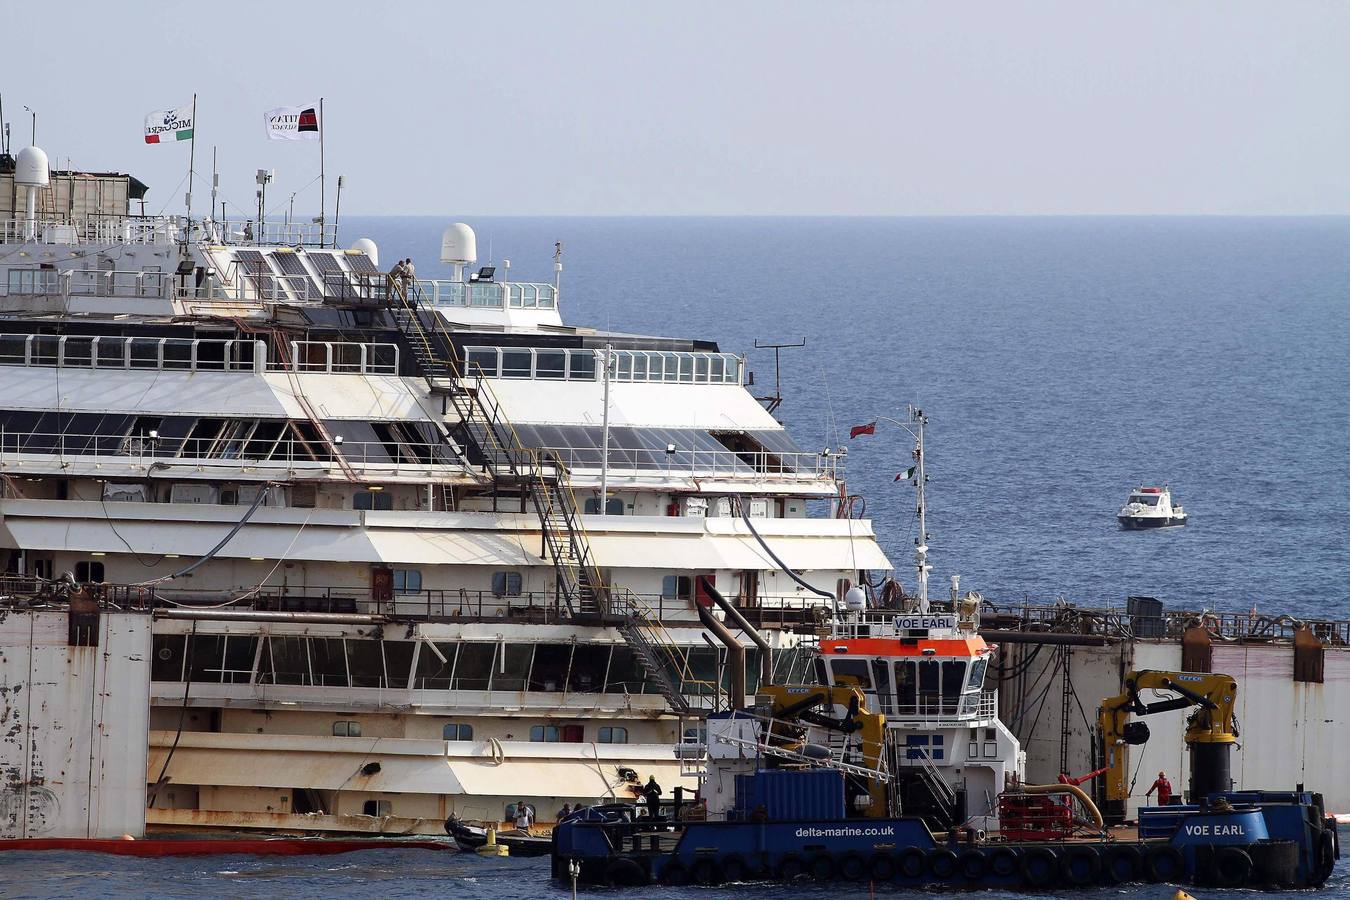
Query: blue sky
8 1 1348 215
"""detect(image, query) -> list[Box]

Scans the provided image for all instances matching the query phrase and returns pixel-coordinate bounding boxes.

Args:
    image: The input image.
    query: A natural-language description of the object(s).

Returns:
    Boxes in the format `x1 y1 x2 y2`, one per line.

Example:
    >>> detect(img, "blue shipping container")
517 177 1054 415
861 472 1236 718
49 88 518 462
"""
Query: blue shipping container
734 769 844 821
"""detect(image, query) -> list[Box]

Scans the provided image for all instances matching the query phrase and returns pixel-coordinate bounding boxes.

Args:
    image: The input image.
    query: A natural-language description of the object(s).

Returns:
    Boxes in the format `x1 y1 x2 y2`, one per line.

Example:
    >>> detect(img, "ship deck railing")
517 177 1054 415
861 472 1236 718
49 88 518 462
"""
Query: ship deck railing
0 429 471 480
0 215 181 246
0 574 833 630
983 600 1350 645
536 445 840 482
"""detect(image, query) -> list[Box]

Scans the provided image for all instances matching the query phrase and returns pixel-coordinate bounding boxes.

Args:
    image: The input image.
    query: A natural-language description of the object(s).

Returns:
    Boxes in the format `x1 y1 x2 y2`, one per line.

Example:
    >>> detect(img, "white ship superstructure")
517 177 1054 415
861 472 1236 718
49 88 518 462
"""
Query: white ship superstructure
0 145 892 838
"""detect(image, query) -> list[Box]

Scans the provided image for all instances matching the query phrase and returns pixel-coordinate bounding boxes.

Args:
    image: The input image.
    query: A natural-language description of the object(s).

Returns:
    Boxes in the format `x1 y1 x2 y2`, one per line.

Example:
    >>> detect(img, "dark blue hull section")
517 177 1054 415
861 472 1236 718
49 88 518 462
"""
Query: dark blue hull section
552 793 1337 891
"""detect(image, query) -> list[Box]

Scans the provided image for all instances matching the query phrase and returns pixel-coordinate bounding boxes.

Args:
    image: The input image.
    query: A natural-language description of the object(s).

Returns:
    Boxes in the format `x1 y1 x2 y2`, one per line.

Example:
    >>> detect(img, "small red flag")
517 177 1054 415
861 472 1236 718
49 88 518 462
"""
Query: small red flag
849 422 876 439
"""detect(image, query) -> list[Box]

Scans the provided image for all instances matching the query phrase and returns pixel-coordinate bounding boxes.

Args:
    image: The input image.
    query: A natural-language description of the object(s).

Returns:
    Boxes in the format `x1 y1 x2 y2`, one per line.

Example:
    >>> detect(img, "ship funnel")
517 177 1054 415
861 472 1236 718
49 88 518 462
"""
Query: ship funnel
15 146 49 241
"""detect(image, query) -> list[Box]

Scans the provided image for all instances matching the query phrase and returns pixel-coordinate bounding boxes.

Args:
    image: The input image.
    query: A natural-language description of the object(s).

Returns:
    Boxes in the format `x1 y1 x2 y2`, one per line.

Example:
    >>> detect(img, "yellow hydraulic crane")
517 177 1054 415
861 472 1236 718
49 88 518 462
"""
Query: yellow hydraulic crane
1097 670 1238 824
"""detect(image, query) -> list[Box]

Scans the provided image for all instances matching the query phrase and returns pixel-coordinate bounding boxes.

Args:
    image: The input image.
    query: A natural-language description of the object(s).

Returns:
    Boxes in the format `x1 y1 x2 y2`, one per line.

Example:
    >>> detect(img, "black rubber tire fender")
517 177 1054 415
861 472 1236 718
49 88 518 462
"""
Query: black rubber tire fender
808 852 835 881
661 860 691 886
927 847 959 880
1316 830 1337 886
957 848 988 880
720 854 748 884
776 853 807 882
1102 843 1144 884
988 846 1020 878
1059 844 1102 886
1210 846 1253 888
1020 846 1059 888
868 852 896 881
896 846 927 880
836 851 866 882
1142 844 1186 884
603 857 648 887
690 856 723 886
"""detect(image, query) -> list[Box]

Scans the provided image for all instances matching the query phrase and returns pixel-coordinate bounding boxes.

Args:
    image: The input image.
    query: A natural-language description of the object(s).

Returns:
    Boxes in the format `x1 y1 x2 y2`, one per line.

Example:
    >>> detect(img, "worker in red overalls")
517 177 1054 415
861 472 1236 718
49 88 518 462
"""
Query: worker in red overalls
1146 771 1173 806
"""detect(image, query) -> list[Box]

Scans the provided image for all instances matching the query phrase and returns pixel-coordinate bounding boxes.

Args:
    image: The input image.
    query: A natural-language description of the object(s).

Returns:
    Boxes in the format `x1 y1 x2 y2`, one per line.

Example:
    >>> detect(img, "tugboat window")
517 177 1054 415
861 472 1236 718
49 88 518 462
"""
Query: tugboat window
830 658 873 690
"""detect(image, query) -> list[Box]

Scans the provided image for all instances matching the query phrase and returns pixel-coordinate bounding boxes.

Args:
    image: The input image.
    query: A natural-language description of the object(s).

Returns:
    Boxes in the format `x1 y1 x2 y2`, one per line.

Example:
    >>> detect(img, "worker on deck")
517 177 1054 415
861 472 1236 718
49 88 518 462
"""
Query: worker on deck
1146 771 1173 806
643 775 663 820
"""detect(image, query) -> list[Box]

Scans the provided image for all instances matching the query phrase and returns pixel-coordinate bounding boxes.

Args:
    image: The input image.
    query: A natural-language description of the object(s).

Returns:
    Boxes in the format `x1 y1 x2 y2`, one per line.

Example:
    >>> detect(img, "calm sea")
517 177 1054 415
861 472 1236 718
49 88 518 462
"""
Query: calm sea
353 215 1350 617
10 217 1346 898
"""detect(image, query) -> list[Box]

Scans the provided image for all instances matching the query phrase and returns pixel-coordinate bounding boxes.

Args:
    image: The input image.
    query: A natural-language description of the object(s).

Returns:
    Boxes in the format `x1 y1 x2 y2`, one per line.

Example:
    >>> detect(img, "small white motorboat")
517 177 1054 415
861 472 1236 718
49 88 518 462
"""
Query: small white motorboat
1117 486 1187 529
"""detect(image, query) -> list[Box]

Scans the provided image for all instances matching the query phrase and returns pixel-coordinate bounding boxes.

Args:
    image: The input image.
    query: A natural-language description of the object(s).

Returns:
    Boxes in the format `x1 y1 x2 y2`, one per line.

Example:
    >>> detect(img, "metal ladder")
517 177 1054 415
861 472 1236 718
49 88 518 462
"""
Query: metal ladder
384 277 605 619
610 590 696 714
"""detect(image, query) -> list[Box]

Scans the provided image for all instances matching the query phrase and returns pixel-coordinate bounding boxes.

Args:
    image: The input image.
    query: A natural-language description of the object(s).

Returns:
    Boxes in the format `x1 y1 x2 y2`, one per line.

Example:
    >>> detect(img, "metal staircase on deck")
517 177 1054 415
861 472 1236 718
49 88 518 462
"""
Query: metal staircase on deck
385 278 606 618
610 591 695 714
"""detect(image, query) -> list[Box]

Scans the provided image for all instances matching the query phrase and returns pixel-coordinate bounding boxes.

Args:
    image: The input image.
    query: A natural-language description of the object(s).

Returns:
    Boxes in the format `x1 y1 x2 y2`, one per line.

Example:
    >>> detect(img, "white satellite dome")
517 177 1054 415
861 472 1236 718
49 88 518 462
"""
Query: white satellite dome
440 223 477 265
844 586 867 613
349 237 378 268
15 146 49 186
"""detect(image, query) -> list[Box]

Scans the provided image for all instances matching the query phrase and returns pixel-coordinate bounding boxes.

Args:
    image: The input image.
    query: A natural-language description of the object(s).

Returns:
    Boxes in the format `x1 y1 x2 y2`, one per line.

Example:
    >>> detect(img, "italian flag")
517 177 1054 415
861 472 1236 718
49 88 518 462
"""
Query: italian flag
144 105 194 144
894 466 916 482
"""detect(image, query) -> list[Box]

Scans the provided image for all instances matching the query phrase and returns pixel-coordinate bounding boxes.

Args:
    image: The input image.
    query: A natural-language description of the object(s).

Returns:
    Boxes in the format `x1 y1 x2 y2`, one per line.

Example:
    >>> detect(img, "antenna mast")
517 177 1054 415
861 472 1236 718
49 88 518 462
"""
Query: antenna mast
907 405 931 613
751 337 805 414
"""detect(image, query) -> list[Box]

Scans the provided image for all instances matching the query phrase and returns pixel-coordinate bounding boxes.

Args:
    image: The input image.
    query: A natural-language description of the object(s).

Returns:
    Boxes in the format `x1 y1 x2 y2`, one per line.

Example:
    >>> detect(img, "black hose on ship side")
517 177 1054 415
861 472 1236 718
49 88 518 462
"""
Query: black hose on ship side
736 498 835 601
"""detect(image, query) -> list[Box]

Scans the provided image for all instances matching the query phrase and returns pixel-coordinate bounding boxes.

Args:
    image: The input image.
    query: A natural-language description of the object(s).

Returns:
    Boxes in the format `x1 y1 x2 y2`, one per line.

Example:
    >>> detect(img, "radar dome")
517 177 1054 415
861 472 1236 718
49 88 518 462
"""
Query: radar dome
15 146 49 186
440 223 477 265
349 238 379 268
844 586 866 612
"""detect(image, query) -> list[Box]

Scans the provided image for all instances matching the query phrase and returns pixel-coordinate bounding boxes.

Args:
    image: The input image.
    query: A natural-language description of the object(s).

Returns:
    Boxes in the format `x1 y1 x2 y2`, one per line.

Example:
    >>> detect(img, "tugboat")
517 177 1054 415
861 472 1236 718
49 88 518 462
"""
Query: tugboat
1117 486 1187 529
552 602 1337 891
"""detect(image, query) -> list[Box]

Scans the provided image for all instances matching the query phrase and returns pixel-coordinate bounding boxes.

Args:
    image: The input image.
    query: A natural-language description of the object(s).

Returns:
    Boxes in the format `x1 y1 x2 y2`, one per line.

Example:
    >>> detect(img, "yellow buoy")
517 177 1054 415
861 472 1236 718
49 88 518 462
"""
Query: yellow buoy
1173 890 1196 900
476 827 509 857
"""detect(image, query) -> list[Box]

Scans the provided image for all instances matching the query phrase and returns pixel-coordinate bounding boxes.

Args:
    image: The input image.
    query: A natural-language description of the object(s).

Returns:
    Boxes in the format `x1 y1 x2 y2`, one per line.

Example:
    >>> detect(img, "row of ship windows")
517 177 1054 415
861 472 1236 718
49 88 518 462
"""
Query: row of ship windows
462 347 743 385
0 332 399 375
330 720 628 744
151 634 814 694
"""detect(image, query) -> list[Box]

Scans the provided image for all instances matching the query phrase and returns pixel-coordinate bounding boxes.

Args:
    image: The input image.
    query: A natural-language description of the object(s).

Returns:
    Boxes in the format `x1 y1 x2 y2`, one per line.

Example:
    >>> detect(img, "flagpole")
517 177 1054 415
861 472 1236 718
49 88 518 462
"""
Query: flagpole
318 97 325 247
185 94 197 223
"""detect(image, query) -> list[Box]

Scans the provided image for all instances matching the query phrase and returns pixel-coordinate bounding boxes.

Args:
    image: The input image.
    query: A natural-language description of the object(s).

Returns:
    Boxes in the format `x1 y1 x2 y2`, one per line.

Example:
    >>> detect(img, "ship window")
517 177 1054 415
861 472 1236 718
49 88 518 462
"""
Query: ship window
501 349 533 378
443 723 474 741
383 641 415 689
830 658 873 690
567 350 596 380
530 725 583 743
74 561 105 583
310 638 348 687
453 642 495 691
661 575 693 601
354 490 393 510
465 347 500 377
1130 494 1161 506
491 571 522 597
263 636 310 685
393 569 422 593
896 660 918 714
414 642 458 690
528 644 573 692
598 726 628 744
941 661 966 710
871 659 894 714
967 657 988 690
567 644 611 693
333 721 363 737
151 635 186 682
362 799 390 816
491 644 533 692
583 497 625 515
346 639 387 688
535 350 566 379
